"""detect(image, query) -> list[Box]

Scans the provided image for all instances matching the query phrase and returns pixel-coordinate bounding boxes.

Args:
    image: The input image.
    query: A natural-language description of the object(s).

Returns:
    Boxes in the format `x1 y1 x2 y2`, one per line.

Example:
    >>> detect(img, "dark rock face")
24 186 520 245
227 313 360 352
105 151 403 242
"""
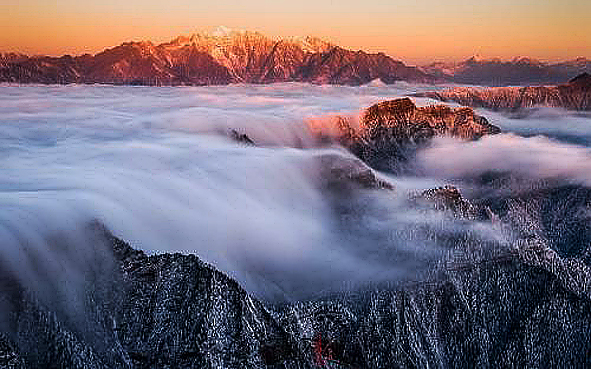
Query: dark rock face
229 129 256 145
278 239 591 368
110 236 300 368
0 225 304 368
473 179 591 261
0 31 432 86
0 334 24 369
314 153 395 193
421 57 591 86
412 185 483 220
418 73 591 111
324 98 500 171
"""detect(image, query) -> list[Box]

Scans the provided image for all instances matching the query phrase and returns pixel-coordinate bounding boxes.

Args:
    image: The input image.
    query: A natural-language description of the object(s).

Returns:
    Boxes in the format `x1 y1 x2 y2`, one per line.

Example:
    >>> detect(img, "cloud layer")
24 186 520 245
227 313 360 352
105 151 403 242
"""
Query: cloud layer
1 83 589 301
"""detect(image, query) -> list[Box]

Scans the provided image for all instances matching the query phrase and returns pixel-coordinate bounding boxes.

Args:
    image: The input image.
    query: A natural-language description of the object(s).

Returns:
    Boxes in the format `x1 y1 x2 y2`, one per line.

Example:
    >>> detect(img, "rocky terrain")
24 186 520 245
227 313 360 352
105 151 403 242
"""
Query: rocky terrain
418 73 591 111
422 56 591 86
0 28 432 86
5 30 590 87
3 97 591 368
3 192 591 368
311 97 500 171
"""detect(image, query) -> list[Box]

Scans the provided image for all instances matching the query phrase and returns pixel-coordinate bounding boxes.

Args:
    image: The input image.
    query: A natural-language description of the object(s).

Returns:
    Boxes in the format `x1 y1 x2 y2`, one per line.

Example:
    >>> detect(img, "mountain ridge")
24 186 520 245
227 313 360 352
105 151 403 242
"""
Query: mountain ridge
4 29 590 86
421 56 591 86
0 29 432 86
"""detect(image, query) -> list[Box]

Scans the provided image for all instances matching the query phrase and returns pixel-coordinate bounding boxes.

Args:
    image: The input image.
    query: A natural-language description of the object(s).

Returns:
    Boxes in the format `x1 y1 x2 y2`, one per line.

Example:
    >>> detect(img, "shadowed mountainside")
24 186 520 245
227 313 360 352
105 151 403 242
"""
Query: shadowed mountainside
422 56 591 86
3 202 591 368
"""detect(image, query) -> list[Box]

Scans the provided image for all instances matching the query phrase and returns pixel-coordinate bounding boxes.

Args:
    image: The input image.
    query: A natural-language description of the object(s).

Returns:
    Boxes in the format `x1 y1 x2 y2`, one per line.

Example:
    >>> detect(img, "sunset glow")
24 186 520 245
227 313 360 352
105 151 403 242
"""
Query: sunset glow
3 0 590 64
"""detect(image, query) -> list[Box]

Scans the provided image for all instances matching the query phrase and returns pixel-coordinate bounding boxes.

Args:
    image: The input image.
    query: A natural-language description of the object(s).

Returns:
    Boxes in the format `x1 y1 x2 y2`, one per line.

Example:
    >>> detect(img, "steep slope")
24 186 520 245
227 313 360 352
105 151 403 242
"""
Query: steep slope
0 224 304 368
81 41 176 85
418 73 591 111
4 219 591 368
297 47 432 85
280 241 591 368
84 40 233 85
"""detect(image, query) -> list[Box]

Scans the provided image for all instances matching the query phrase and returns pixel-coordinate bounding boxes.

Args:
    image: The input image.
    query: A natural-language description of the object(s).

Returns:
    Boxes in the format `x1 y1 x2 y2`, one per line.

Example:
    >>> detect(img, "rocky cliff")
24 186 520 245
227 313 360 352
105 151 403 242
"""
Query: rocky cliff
312 97 500 171
418 73 591 111
0 29 432 86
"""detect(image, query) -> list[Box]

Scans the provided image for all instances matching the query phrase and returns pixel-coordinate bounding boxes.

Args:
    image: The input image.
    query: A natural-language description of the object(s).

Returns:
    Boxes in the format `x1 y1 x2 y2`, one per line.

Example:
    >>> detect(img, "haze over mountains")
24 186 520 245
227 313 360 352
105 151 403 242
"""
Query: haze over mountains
422 56 591 86
2 27 590 87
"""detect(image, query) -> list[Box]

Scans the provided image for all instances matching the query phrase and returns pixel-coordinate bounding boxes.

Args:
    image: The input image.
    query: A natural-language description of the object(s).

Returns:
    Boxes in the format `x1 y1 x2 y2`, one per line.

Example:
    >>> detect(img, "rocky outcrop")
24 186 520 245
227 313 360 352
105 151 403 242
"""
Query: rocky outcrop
317 98 500 171
360 98 500 141
229 129 256 145
411 185 484 220
418 73 591 111
0 28 432 86
314 153 395 193
421 56 591 86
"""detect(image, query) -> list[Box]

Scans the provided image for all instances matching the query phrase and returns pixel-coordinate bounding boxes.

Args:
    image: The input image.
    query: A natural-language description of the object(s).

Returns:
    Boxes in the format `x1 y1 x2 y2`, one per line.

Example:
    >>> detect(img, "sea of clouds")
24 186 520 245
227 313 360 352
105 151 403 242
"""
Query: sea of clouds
1 82 590 302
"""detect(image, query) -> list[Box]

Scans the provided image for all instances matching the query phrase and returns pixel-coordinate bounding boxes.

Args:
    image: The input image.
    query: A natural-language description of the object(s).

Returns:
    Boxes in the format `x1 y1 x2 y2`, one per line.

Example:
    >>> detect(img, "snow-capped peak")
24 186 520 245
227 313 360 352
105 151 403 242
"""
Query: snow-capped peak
211 26 241 38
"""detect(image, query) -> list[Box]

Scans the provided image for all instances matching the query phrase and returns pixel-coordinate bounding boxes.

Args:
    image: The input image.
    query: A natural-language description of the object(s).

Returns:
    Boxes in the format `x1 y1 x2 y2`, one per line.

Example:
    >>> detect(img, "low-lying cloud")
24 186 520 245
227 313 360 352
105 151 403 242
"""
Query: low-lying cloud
418 134 591 186
2 83 589 303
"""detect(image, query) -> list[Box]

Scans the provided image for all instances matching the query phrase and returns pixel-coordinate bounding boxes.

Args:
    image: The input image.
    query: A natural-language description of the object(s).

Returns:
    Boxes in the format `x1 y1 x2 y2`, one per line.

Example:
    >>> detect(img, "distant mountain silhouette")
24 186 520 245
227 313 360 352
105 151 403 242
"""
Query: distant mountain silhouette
421 56 591 86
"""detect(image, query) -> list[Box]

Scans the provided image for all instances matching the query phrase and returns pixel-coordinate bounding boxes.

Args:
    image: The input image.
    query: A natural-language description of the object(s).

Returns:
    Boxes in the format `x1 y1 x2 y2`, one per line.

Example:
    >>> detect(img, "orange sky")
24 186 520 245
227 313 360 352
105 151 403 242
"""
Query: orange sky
2 0 590 65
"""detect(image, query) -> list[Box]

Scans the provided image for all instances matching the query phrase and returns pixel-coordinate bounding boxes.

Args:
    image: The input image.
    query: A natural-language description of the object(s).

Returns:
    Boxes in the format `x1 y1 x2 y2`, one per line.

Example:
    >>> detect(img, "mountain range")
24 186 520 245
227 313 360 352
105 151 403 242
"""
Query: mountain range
422 56 591 86
2 28 590 87
0 27 432 86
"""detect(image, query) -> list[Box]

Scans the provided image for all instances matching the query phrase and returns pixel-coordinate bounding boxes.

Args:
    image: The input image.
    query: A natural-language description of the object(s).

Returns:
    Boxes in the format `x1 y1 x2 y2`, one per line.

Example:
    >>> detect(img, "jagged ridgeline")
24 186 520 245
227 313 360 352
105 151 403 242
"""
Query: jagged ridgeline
3 96 591 368
0 28 432 86
310 97 500 172
2 210 591 368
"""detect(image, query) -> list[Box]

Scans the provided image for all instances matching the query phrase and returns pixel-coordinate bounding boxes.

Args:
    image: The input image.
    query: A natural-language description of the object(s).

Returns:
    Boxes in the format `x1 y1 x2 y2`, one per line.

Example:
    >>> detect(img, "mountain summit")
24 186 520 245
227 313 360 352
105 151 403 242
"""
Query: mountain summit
0 29 432 86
